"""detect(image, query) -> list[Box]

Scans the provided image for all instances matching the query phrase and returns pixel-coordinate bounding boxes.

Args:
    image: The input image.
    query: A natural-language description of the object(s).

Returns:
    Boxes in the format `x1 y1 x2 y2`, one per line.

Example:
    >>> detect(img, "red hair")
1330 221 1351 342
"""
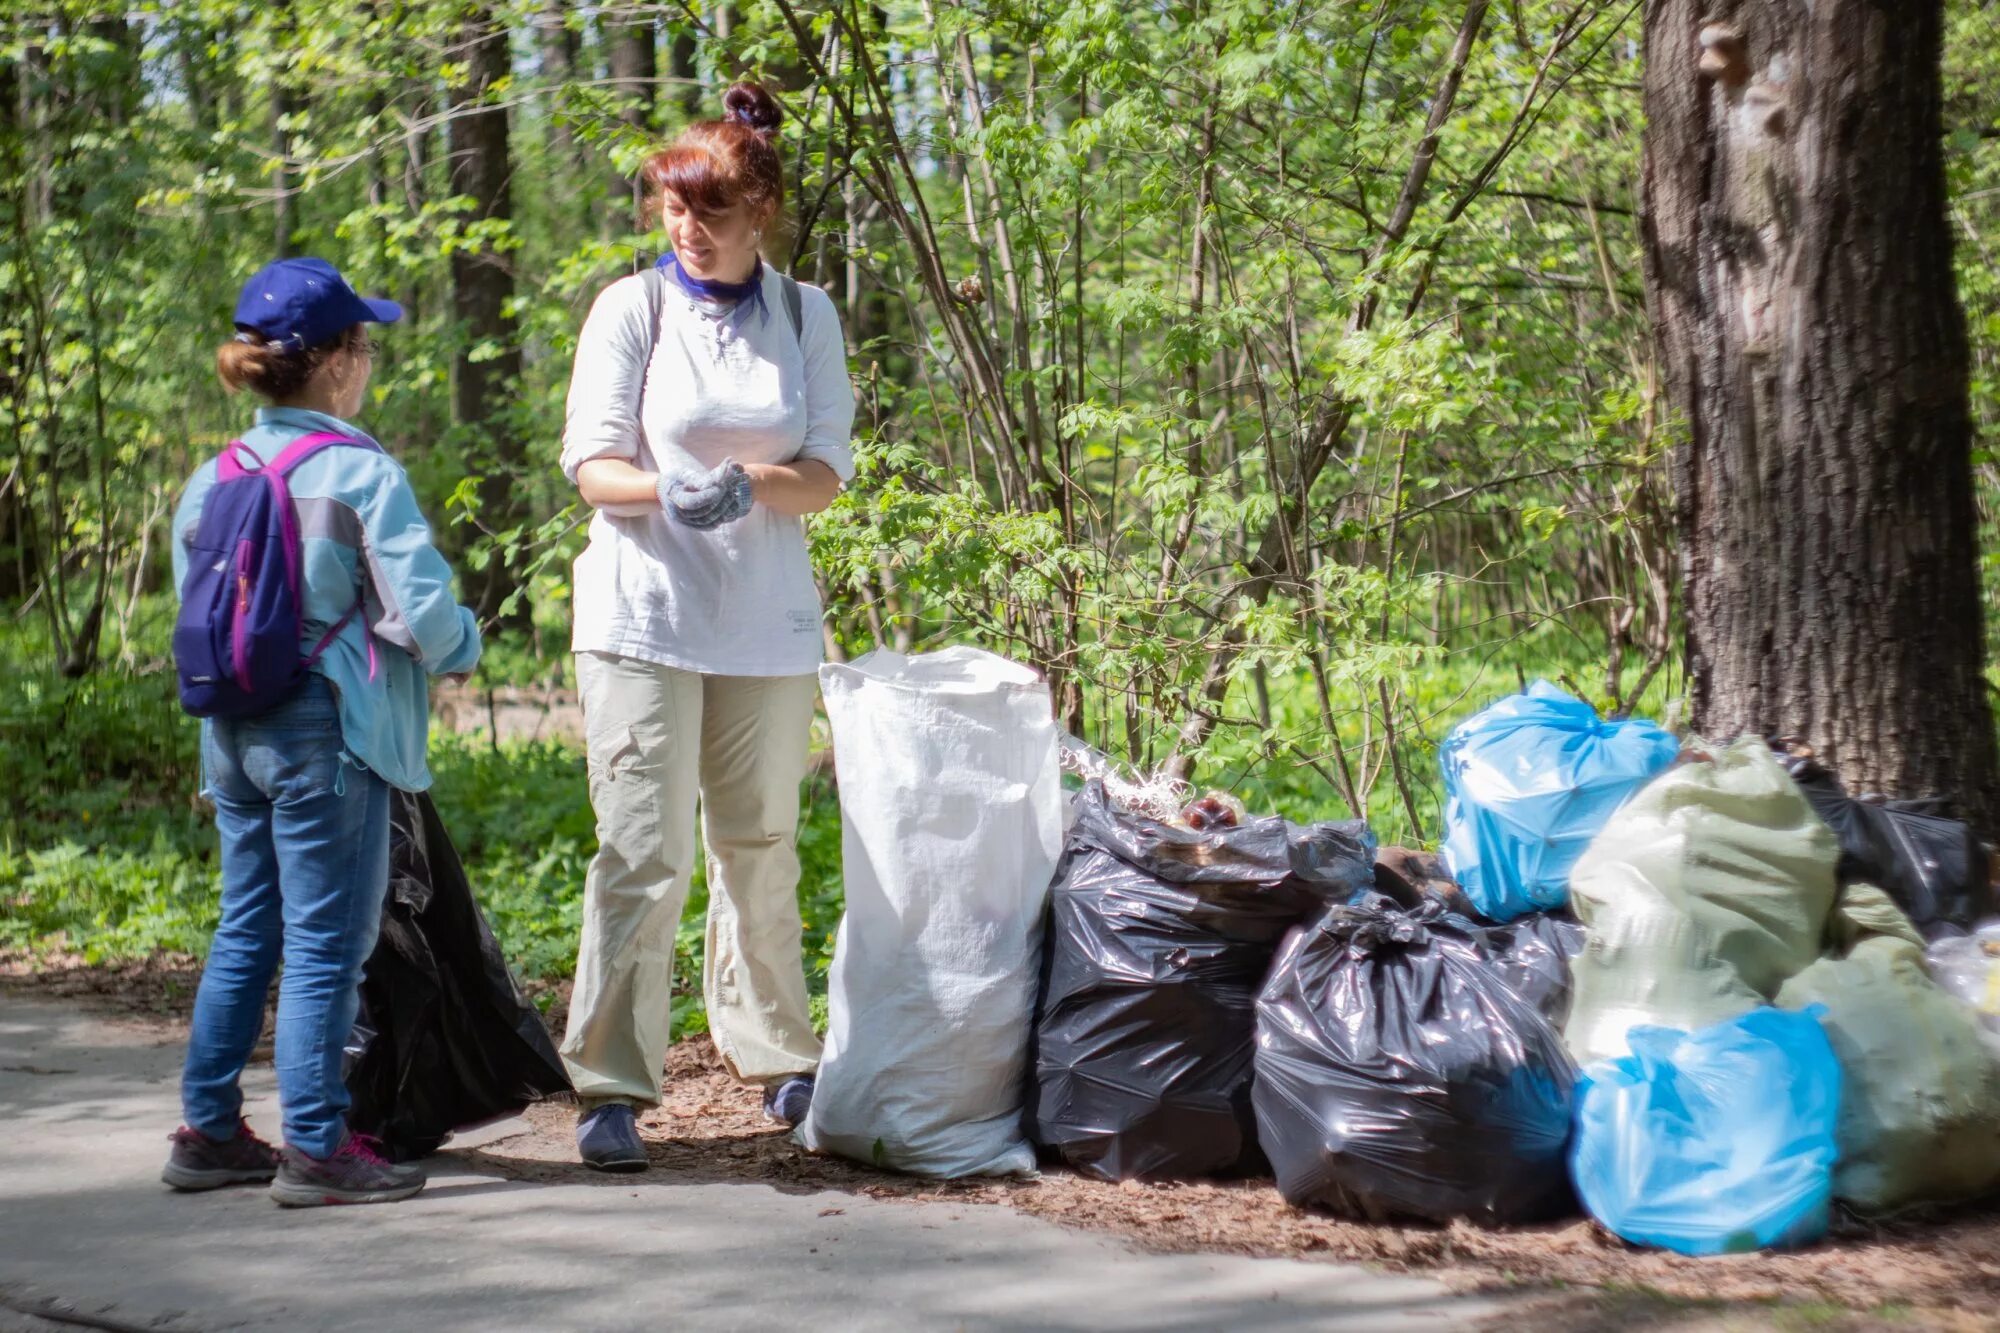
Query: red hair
641 81 785 219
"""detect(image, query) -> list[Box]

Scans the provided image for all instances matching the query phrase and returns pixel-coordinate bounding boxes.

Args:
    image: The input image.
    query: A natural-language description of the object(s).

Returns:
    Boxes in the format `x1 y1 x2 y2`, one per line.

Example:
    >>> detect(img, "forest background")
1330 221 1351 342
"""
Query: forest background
9 0 2000 1028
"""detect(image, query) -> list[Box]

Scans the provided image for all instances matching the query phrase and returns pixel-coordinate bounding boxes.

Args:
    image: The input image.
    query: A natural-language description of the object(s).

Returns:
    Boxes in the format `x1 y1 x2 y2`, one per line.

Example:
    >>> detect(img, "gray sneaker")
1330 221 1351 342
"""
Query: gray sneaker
162 1121 280 1191
270 1134 425 1207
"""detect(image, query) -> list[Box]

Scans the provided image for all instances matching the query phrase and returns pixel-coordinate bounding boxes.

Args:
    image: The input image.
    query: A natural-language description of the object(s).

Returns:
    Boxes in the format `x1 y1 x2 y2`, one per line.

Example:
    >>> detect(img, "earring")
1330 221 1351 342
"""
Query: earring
753 228 763 243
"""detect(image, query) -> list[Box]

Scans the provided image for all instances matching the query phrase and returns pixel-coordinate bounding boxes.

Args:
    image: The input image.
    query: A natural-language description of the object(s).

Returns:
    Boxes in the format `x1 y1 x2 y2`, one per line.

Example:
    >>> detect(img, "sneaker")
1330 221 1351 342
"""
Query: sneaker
269 1134 425 1207
577 1102 648 1173
762 1075 815 1128
161 1121 280 1191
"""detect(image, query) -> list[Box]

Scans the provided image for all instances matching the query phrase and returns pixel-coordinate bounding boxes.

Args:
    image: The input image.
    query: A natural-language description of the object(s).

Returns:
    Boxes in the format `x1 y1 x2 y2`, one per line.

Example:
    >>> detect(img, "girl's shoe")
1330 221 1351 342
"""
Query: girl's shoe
161 1120 281 1191
269 1134 425 1207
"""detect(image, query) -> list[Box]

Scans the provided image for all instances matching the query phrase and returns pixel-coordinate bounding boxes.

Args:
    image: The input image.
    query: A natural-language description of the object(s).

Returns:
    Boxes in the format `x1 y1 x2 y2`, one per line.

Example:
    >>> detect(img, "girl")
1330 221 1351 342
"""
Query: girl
163 257 482 1205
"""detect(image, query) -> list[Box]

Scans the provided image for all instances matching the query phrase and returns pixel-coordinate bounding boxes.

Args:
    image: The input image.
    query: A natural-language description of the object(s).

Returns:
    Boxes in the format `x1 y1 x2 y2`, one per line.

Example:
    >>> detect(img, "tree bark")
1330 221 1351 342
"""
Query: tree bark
1642 0 2000 828
447 7 525 624
606 13 657 231
272 1 297 257
536 0 584 168
667 20 700 122
0 43 20 604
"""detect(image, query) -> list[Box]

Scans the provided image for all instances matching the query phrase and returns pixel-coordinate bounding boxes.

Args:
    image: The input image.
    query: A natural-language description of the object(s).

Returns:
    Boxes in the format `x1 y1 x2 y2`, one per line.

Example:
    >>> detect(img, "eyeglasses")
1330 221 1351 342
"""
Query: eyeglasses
354 335 382 358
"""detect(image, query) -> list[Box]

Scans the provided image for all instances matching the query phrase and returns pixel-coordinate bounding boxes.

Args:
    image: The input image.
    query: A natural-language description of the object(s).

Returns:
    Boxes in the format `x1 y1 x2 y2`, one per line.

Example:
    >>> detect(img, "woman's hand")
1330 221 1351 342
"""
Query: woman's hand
744 459 843 516
662 459 754 529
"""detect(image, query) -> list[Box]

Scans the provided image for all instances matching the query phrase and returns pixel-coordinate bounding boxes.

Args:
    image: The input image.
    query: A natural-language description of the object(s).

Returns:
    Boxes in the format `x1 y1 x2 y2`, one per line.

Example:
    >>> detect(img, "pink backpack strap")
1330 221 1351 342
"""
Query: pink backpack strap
275 431 385 680
214 440 265 483
213 430 374 481
270 430 375 476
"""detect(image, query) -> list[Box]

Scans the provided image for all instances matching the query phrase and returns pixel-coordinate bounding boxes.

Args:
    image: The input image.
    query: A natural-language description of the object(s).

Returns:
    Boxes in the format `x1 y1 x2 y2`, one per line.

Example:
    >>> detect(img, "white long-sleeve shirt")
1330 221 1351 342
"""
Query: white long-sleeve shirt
560 263 857 677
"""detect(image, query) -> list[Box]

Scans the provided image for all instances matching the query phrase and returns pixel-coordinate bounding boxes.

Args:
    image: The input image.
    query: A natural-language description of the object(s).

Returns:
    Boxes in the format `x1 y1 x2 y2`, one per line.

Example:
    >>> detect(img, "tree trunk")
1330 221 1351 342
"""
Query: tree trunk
667 20 700 122
0 44 20 604
537 0 583 166
1641 0 2000 828
447 8 524 625
606 14 656 232
271 2 297 257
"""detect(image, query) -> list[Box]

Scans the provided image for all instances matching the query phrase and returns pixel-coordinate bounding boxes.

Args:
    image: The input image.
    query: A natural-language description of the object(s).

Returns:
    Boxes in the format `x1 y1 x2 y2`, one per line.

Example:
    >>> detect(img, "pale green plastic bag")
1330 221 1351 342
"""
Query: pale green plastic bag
1565 737 1840 1065
1778 890 2000 1214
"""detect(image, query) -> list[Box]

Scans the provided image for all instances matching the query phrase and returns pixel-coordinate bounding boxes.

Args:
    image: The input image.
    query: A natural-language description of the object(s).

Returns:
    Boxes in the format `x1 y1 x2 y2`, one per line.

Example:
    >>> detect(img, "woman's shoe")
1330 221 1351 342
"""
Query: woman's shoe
762 1075 815 1128
577 1102 649 1172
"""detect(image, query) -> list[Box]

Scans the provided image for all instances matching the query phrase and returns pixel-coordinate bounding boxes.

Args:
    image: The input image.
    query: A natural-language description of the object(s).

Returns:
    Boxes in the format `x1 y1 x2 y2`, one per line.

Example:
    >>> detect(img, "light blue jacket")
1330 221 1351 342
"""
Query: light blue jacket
171 406 482 792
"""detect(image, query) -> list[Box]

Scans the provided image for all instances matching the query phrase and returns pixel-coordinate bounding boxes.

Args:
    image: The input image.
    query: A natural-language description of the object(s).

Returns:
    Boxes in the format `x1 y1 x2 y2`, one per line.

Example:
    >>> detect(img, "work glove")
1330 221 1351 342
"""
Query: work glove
659 458 754 530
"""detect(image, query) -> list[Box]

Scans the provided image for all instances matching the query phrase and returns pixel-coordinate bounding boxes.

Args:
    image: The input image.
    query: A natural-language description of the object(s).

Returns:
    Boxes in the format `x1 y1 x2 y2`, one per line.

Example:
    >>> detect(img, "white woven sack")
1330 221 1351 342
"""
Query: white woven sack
801 646 1063 1176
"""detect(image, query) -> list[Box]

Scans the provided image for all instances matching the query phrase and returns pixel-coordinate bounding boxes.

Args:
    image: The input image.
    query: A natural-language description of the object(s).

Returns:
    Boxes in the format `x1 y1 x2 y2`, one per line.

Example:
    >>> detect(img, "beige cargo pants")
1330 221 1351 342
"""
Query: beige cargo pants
560 651 824 1107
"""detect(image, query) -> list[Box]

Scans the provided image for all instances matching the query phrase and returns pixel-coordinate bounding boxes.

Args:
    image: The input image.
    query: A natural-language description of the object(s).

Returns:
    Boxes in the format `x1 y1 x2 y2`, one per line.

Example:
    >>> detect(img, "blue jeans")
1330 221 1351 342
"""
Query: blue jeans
181 675 391 1159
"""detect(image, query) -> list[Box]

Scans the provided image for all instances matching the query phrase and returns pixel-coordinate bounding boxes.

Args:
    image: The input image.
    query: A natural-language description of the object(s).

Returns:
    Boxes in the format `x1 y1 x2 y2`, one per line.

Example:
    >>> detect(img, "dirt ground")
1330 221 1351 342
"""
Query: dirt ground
8 952 2000 1331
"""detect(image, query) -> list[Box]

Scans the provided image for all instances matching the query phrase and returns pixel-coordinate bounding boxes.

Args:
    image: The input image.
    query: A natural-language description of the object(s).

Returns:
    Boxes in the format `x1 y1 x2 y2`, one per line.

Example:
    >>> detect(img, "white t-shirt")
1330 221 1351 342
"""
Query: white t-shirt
560 264 857 677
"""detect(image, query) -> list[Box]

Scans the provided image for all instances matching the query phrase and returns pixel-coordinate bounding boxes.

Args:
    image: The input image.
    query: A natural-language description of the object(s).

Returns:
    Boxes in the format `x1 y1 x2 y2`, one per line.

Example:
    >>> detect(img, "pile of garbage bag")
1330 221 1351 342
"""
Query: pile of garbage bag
790 652 2000 1250
1547 731 2000 1239
1439 681 1678 922
344 790 572 1161
1028 781 1375 1181
1342 704 2000 1244
1254 895 1578 1225
802 648 1065 1178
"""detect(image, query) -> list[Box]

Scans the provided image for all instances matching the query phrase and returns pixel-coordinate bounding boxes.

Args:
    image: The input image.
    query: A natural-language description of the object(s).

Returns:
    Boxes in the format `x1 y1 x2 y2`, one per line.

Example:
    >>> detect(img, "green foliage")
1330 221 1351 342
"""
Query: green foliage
2 0 1689 833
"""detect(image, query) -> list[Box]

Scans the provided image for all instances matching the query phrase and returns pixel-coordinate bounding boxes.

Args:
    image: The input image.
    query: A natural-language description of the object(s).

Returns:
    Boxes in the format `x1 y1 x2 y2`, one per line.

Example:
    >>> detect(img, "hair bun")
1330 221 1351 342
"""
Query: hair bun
722 81 783 137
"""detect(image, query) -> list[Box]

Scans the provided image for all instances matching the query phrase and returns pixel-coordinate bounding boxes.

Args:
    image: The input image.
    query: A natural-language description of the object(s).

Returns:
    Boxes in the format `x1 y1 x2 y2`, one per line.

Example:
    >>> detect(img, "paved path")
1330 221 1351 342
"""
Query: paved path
0 997 1498 1332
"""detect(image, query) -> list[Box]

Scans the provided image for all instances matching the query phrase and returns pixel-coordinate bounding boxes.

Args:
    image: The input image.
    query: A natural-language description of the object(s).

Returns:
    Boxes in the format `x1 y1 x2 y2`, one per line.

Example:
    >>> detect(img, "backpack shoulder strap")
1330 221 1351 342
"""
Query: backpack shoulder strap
779 272 803 345
215 439 264 483
269 430 381 477
642 266 668 355
636 267 669 422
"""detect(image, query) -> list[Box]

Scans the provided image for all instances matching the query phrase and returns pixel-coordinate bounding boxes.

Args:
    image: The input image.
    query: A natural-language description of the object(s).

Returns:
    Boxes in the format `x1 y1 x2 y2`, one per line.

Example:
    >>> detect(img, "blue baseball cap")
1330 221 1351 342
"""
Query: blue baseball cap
233 257 403 351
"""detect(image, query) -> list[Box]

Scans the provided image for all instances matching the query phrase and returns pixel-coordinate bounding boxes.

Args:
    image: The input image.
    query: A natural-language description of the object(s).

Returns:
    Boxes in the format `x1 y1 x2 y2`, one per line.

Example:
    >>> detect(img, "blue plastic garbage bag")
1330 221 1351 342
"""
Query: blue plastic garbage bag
1439 681 1678 922
1570 1006 1842 1256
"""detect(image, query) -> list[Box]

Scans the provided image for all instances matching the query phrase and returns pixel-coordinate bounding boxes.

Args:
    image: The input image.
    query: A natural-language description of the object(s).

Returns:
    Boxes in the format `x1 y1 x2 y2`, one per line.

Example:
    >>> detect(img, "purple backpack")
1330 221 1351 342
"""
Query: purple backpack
173 431 378 718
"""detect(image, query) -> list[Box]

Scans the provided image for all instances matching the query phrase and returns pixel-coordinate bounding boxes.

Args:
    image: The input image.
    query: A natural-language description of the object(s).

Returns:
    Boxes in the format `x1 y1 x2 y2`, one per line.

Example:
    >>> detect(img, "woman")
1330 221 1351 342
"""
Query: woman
163 257 483 1205
558 81 856 1172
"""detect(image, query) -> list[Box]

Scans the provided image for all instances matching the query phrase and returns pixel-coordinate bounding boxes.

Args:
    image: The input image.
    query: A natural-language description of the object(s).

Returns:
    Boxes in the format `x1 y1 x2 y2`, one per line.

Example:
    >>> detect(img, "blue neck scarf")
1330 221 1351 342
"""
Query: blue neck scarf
657 253 767 323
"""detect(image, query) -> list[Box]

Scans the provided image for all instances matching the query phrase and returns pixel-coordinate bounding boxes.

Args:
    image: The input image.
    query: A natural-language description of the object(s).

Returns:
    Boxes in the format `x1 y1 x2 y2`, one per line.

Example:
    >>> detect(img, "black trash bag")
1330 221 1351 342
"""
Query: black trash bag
1253 897 1579 1225
343 789 572 1160
1773 743 1995 940
1029 781 1376 1181
1476 911 1585 1026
